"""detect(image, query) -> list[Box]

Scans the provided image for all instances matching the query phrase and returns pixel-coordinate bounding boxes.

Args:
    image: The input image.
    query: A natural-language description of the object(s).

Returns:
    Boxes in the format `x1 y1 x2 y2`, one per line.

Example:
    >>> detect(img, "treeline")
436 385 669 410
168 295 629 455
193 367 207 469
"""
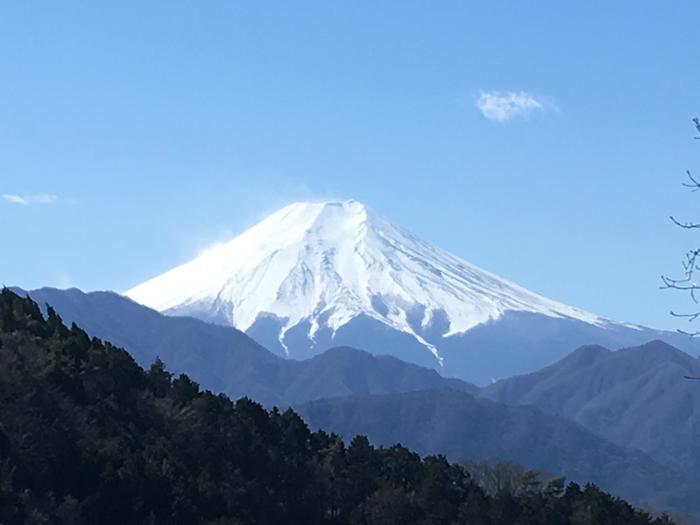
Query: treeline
0 289 676 524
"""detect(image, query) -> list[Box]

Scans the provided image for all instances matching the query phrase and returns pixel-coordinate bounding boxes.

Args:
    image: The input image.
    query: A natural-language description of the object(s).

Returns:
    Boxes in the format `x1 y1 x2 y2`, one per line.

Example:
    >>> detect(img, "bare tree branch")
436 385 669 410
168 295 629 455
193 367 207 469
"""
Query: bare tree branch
682 170 700 190
661 119 700 331
670 216 700 229
671 311 700 321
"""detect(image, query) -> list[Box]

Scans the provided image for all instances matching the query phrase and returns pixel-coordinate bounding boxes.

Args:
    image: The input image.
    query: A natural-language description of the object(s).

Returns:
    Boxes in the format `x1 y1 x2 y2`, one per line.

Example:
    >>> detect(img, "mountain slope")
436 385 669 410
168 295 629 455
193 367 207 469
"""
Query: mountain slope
0 289 672 525
18 287 476 405
297 388 700 520
481 340 700 474
124 200 699 383
126 201 604 345
282 346 478 401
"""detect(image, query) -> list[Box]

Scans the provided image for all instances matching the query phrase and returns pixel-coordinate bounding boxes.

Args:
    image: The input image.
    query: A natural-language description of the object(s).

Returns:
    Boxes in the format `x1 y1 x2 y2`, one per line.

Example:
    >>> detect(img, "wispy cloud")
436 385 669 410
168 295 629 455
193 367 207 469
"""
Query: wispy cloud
2 193 58 205
476 91 556 122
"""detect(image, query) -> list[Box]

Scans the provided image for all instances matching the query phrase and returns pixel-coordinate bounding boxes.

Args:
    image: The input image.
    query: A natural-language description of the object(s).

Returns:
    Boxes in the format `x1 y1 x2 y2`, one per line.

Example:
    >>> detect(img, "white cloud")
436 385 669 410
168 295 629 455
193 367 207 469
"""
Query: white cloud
2 193 58 205
476 91 555 122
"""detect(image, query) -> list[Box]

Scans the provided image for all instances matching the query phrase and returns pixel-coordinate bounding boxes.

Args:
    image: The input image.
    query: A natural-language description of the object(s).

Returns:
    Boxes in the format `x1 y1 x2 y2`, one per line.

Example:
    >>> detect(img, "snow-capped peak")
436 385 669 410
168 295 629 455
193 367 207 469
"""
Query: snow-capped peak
125 200 606 359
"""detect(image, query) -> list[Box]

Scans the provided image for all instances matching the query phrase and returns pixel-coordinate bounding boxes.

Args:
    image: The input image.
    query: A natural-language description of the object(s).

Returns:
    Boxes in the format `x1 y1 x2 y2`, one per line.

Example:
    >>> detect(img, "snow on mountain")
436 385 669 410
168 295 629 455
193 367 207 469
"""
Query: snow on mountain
125 200 614 363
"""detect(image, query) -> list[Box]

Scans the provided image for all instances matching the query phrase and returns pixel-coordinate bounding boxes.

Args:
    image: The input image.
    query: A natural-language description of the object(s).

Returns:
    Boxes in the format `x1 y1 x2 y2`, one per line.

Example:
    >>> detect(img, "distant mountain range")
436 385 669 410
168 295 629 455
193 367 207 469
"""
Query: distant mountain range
123 200 699 383
14 285 700 520
0 288 678 525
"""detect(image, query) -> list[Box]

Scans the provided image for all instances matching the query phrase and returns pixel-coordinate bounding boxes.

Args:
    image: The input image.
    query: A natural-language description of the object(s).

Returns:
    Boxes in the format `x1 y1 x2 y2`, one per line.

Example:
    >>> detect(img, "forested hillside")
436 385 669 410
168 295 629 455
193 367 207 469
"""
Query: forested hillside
0 289 676 524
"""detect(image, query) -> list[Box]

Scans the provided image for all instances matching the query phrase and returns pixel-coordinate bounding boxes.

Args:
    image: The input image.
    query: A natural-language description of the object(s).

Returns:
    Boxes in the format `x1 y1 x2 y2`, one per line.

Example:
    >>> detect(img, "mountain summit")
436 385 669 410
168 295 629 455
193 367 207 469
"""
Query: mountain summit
126 201 695 382
125 200 602 350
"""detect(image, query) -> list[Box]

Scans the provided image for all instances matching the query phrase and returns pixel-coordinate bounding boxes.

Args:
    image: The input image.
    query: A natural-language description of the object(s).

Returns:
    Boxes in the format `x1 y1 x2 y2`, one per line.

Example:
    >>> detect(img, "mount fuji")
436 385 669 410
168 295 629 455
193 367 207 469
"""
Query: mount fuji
125 200 698 383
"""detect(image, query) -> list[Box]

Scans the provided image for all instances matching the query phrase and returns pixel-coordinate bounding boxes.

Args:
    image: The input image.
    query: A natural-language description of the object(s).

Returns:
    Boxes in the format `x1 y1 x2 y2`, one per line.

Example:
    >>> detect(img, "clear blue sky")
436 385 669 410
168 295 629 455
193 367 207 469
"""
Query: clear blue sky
2 1 700 330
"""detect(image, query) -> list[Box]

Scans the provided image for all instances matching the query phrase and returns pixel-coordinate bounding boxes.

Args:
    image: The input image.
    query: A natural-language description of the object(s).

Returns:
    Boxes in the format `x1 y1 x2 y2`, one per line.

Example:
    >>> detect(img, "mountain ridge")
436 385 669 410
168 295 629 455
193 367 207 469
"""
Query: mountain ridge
481 339 700 474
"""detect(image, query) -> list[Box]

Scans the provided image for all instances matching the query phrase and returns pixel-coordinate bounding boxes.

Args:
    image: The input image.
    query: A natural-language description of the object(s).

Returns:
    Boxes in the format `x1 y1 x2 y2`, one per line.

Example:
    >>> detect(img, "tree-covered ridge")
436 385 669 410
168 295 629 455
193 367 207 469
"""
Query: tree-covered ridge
0 289 676 524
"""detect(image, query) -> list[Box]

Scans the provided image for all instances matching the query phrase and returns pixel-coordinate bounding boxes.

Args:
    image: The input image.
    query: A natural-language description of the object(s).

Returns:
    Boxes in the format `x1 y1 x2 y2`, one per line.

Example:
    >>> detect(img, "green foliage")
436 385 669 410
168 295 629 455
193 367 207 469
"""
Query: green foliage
0 289 678 525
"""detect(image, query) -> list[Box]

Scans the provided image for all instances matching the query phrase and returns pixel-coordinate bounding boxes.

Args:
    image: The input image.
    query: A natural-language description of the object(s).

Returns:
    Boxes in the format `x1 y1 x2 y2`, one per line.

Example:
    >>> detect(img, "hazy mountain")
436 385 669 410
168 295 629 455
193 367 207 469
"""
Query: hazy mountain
16 287 476 406
281 346 478 401
481 340 700 475
124 200 699 383
297 388 700 520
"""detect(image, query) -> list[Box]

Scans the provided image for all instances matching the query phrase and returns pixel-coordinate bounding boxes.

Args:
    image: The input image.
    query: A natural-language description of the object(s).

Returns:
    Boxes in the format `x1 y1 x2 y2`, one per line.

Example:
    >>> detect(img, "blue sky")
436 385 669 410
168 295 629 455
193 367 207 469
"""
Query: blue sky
2 1 700 330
